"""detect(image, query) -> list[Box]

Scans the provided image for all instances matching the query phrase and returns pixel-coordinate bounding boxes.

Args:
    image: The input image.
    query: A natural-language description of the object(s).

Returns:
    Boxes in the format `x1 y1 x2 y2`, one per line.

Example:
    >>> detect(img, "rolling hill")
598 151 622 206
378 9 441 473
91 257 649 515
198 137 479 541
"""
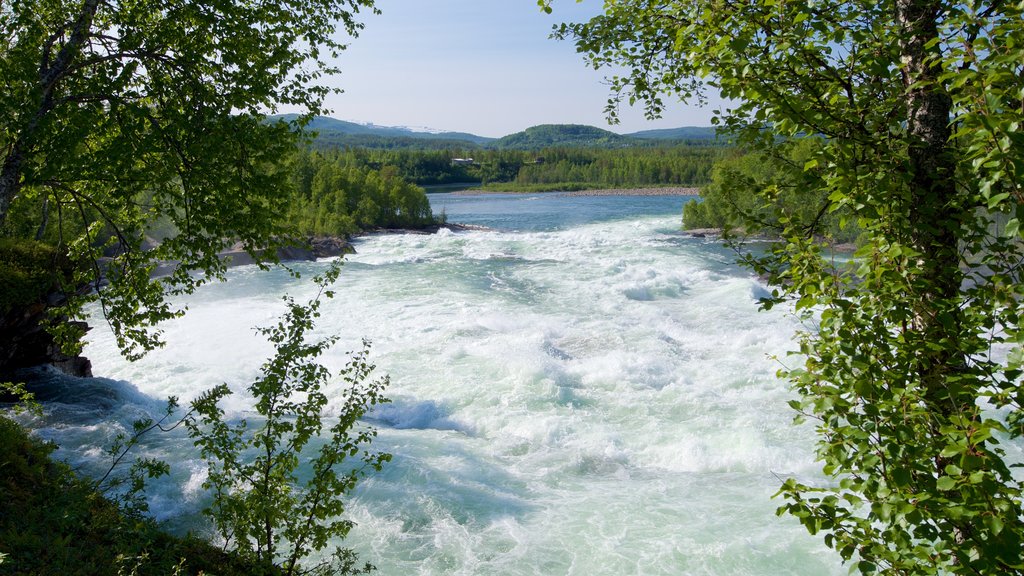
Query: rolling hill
492 124 636 149
626 126 719 141
270 115 721 150
271 115 494 146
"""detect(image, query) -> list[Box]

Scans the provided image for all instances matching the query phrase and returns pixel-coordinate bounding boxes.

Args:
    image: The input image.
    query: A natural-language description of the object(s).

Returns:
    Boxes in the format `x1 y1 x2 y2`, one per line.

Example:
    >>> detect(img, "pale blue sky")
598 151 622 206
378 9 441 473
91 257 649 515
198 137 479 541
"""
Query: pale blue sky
325 0 720 137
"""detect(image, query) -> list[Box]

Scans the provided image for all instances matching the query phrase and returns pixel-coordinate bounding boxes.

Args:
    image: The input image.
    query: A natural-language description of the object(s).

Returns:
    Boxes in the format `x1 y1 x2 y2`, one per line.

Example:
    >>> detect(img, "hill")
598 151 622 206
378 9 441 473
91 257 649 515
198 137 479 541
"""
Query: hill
493 124 635 149
270 116 723 150
627 126 720 141
270 115 494 147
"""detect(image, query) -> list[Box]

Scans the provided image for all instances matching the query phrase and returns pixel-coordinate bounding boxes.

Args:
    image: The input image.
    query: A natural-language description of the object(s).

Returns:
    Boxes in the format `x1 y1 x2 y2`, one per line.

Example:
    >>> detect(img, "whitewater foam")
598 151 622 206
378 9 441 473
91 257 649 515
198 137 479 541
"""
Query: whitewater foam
15 198 854 574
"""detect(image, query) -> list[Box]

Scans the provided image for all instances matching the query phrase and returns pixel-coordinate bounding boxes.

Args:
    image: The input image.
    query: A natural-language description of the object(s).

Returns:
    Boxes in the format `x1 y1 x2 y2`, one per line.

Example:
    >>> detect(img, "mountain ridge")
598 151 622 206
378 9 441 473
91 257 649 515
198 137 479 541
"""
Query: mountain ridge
269 115 720 149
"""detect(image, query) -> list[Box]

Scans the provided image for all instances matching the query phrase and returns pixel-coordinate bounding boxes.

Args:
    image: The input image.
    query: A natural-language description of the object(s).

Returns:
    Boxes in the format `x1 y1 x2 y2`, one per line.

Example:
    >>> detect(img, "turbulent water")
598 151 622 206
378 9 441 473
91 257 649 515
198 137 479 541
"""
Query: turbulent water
22 193 845 575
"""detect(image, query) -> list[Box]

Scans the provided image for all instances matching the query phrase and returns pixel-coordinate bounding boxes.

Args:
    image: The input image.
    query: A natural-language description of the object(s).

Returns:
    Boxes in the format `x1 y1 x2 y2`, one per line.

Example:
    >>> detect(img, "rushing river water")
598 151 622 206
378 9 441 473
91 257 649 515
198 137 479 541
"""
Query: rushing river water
22 193 846 575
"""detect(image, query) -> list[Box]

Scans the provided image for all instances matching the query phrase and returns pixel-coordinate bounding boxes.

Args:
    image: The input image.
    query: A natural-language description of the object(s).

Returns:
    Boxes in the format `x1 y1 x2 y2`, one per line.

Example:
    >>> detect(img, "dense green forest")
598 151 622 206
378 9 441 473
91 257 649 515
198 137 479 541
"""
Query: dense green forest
286 148 436 236
273 119 726 196
491 124 634 149
280 143 722 239
325 145 723 190
2 138 723 274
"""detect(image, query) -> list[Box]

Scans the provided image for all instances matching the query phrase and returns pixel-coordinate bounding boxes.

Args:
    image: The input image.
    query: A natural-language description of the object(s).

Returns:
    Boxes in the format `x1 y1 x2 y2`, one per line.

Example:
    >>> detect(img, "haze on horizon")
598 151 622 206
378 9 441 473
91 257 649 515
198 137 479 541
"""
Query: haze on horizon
324 0 724 138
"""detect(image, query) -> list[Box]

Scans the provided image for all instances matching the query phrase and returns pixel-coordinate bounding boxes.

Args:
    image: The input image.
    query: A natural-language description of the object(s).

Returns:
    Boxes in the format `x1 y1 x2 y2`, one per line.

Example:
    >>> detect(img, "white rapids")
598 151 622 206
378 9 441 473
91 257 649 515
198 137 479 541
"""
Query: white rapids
27 195 844 575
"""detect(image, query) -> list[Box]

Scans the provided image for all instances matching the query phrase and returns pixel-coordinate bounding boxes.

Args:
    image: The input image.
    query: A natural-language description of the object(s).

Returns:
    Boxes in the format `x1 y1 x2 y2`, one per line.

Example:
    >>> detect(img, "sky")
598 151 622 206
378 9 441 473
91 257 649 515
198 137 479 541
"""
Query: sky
322 0 721 138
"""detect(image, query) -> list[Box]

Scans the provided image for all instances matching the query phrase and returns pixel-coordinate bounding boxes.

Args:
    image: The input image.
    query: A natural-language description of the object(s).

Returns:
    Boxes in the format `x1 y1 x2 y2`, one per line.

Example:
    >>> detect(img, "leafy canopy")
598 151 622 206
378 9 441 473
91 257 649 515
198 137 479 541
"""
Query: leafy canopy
0 0 377 359
545 0 1024 573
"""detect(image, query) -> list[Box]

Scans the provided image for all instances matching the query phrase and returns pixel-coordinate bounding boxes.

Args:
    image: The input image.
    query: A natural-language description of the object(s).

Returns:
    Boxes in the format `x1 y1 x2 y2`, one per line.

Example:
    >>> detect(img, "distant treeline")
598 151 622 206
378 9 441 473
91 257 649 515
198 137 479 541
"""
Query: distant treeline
3 142 727 249
324 146 725 190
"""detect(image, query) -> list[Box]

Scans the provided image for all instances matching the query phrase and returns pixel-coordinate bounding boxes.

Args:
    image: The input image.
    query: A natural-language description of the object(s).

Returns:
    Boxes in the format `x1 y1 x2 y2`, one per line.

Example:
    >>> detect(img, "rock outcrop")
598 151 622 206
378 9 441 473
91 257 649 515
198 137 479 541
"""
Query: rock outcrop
0 295 92 380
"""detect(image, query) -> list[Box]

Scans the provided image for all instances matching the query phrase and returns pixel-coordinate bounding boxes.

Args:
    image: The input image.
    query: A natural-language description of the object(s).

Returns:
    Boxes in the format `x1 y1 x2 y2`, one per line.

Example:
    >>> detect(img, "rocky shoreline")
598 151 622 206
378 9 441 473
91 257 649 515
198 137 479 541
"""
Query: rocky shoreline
154 223 484 276
354 222 488 237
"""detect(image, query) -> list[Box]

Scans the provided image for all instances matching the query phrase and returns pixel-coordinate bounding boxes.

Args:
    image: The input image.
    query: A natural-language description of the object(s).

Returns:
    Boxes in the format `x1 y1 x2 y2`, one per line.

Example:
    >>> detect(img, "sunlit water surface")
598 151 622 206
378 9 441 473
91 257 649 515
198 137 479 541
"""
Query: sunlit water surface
22 193 845 575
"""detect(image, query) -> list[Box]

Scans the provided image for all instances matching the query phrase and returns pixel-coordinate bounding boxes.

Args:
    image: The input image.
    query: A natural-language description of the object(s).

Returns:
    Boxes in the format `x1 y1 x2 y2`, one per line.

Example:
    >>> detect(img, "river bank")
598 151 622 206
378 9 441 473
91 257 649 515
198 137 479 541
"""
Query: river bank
453 186 701 196
564 187 700 196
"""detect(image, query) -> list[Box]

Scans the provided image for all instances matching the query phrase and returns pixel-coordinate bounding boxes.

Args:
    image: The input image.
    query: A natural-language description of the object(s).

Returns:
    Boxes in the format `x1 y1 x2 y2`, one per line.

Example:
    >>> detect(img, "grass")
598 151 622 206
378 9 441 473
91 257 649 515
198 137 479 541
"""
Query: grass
0 415 278 576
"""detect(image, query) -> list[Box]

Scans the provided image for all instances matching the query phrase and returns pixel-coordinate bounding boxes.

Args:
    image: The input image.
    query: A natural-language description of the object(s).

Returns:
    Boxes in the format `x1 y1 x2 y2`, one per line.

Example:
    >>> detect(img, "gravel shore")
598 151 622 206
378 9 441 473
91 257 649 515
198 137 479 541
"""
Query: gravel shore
452 187 701 196
563 187 700 196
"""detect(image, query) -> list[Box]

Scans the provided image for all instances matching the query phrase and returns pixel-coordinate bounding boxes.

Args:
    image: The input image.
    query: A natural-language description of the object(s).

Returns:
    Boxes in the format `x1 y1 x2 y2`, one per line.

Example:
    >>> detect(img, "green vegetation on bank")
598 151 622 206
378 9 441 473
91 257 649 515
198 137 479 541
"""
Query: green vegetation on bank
0 240 69 314
2 0 392 571
287 148 436 237
683 139 860 244
1 265 387 576
0 414 272 576
491 124 633 149
328 145 723 191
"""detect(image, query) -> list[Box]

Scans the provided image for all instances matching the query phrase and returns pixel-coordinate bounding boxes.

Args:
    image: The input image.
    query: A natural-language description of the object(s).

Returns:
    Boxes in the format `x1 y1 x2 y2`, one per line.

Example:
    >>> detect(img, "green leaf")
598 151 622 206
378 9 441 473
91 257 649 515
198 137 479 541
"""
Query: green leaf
985 514 1005 535
1005 218 1020 239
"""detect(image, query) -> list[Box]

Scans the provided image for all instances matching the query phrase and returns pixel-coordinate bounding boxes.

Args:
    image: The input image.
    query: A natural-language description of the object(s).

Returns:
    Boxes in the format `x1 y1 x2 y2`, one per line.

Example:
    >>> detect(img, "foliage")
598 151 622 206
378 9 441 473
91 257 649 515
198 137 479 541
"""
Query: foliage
0 381 41 416
287 149 436 236
330 144 722 189
548 0 1024 573
0 238 68 314
2 263 389 575
0 414 277 576
186 262 391 575
1 0 378 360
683 139 860 244
93 397 192 517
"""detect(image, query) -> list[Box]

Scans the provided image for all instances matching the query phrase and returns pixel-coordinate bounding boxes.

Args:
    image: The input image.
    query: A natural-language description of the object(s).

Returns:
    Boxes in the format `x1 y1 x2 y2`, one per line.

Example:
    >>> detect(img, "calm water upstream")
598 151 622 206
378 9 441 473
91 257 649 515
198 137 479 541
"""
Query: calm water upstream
22 192 844 575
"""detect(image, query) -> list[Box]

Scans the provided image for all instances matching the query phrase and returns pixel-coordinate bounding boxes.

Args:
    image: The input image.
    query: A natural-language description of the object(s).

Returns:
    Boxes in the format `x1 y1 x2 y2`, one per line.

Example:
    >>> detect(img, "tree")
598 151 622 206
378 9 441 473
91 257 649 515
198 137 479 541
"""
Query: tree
186 263 390 575
1 0 377 361
544 0 1024 572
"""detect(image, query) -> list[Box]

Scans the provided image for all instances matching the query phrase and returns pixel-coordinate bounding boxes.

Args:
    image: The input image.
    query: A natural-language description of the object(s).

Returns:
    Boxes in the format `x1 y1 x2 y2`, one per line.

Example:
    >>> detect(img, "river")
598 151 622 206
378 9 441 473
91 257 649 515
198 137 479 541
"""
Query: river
22 192 844 575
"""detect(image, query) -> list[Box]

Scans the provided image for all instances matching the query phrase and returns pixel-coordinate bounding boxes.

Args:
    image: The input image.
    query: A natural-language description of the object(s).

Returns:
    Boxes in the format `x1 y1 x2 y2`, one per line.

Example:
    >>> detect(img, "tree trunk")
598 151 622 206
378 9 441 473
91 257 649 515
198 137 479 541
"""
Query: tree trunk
896 0 973 548
0 142 28 228
34 196 50 241
896 0 964 395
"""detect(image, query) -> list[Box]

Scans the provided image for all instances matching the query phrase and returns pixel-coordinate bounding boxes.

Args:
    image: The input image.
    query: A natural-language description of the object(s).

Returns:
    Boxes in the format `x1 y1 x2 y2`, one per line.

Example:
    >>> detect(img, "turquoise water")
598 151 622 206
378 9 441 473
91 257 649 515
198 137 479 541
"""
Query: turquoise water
24 193 844 575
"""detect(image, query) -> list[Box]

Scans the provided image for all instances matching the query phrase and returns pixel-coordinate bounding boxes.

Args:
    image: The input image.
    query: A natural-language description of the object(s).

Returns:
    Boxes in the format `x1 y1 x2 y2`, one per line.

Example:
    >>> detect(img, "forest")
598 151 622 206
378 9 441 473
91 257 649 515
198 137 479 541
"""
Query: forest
323 144 723 189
